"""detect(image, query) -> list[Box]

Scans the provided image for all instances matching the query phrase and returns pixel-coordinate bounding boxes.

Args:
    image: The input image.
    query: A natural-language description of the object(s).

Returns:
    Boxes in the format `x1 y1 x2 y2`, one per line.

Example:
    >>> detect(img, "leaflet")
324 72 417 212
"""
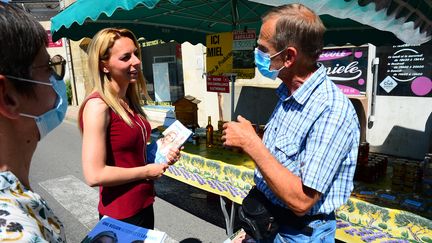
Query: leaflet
152 120 192 164
81 216 167 243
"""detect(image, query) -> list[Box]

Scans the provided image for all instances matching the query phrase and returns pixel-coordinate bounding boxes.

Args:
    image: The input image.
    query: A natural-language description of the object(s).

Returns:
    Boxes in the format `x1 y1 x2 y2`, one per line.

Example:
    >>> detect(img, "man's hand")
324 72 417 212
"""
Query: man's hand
222 115 259 150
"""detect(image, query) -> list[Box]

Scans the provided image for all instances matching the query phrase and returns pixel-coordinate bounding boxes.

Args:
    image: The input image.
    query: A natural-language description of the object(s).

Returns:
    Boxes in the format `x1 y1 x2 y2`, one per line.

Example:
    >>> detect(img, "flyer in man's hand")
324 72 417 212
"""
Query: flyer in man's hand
223 228 256 243
153 120 192 164
81 216 167 243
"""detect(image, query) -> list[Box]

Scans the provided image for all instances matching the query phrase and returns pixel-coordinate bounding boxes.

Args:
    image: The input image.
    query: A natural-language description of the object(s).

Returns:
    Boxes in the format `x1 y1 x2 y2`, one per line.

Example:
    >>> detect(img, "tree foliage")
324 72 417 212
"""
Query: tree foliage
356 201 390 227
395 212 432 241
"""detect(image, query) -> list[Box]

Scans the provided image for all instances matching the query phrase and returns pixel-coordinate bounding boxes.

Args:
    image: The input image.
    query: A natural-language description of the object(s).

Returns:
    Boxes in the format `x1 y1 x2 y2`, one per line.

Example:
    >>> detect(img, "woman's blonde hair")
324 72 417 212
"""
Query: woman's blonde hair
81 28 151 127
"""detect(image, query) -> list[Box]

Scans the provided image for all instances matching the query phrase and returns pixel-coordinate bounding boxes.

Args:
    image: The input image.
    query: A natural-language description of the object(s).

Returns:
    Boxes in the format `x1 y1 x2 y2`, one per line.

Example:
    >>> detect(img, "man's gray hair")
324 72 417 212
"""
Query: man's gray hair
263 3 326 66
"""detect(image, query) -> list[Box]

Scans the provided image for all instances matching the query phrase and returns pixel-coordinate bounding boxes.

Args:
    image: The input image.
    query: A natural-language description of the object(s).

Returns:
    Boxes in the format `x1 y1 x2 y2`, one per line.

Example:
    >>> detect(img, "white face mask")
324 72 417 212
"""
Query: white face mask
6 74 68 140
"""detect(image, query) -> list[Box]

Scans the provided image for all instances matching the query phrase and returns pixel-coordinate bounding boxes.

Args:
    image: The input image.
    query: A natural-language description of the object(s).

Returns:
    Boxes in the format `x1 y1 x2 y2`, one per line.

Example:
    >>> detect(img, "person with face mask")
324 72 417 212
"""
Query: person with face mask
222 4 360 242
0 2 67 242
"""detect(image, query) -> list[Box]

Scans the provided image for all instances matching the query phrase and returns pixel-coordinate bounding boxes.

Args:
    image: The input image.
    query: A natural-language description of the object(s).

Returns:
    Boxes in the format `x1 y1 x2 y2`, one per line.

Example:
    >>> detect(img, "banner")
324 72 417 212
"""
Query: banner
206 32 233 76
318 46 369 95
46 30 63 48
232 30 256 79
377 44 431 97
206 30 256 80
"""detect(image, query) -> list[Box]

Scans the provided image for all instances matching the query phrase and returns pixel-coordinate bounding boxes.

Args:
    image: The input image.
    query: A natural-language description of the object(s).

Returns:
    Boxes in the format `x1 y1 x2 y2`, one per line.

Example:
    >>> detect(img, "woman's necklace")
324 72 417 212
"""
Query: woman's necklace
120 98 147 162
119 99 133 114
134 114 147 163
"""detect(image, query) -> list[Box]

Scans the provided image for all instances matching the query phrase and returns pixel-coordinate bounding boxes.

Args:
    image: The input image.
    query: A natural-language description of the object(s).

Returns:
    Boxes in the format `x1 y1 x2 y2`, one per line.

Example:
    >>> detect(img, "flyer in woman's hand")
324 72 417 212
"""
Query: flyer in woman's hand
154 120 192 163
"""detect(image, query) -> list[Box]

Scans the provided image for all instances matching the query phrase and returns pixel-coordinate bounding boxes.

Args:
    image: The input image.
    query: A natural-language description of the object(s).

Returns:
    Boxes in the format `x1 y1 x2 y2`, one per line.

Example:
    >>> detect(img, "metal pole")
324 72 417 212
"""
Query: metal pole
368 57 379 128
59 0 78 106
230 0 239 29
66 39 79 106
219 196 234 236
229 74 237 121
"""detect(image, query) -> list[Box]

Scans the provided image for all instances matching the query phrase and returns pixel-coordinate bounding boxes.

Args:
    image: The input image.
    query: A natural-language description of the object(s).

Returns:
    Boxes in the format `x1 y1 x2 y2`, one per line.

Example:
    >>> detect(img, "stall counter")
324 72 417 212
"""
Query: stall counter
164 143 432 242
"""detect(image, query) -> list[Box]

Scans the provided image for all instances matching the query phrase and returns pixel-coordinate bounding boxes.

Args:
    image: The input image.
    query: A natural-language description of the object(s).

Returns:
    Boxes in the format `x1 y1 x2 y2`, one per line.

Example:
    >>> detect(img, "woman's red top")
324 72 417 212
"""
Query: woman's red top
80 92 154 219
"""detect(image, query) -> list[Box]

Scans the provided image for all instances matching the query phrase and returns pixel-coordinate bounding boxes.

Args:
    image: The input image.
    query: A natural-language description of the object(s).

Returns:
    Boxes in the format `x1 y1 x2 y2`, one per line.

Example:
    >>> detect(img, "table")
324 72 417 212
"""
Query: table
335 197 432 242
164 144 432 241
164 143 254 235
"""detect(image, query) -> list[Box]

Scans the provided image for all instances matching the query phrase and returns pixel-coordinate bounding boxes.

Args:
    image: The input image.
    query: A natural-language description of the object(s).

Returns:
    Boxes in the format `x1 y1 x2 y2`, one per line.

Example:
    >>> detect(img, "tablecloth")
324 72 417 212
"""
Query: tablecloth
164 144 432 242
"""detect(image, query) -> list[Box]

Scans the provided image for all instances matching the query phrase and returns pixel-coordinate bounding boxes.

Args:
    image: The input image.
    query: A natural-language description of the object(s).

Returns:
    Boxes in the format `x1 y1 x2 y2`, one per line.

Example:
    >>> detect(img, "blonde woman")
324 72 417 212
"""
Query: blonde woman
78 28 180 229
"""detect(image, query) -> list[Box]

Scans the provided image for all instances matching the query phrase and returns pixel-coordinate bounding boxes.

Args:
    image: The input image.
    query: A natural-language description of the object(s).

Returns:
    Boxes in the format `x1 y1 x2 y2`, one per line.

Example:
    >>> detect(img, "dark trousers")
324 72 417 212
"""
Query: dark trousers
99 204 155 229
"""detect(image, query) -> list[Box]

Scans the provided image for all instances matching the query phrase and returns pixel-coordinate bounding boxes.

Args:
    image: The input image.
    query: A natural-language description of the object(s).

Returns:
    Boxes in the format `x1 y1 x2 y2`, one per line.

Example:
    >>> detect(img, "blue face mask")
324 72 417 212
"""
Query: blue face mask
7 74 68 140
254 48 286 80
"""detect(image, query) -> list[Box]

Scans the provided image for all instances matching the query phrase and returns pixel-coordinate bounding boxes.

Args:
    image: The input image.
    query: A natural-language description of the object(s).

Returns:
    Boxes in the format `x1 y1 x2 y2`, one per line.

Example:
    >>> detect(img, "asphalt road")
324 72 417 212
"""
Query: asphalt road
29 120 232 243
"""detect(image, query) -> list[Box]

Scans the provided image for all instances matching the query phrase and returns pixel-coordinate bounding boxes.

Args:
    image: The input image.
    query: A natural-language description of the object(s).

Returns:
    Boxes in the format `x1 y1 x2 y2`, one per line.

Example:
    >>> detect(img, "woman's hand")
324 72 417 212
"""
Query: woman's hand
165 146 183 166
144 163 169 180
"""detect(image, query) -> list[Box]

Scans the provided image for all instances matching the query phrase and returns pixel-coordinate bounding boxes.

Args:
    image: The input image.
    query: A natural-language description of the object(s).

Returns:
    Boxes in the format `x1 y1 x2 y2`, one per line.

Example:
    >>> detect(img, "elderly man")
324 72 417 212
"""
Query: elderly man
223 3 360 242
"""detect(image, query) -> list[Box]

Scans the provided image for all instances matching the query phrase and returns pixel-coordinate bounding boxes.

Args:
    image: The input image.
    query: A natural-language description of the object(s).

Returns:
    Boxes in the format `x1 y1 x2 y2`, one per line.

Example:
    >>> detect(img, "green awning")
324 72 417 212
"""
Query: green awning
51 0 432 46
252 0 432 45
51 0 271 44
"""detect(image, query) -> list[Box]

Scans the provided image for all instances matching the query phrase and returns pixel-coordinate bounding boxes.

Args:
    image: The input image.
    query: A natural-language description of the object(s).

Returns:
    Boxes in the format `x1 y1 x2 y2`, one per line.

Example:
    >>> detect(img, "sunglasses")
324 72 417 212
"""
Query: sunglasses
32 54 66 80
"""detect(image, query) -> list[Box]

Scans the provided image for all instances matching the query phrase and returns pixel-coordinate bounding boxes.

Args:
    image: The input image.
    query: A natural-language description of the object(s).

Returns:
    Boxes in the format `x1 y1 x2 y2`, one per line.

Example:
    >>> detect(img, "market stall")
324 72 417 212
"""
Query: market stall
165 142 432 241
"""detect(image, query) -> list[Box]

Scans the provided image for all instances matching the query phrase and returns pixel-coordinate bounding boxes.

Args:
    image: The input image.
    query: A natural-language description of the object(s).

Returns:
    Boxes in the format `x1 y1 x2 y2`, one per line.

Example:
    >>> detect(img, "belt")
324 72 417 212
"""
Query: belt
270 205 331 228
300 213 326 222
278 212 326 226
278 212 335 236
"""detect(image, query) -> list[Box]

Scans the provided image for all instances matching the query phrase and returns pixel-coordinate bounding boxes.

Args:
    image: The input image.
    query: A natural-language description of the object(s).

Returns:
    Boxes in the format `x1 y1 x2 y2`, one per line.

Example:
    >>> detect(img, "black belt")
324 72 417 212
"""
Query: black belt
269 204 328 229
277 211 331 236
299 213 326 222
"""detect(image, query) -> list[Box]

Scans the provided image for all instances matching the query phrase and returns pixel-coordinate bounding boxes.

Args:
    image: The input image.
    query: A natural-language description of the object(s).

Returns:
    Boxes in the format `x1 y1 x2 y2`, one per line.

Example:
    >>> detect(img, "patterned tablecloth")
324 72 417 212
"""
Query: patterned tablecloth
165 143 254 204
165 144 432 242
335 197 432 242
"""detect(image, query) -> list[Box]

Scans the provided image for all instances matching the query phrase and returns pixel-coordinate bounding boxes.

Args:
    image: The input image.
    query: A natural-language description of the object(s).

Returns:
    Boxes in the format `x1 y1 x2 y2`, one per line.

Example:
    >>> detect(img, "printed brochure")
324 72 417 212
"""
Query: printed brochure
81 216 167 243
223 228 256 243
150 120 192 164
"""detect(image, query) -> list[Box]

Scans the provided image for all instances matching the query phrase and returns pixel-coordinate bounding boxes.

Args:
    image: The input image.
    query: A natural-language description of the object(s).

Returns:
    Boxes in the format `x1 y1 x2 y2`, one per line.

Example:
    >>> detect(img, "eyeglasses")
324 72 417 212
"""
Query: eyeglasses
4 55 67 86
32 54 66 80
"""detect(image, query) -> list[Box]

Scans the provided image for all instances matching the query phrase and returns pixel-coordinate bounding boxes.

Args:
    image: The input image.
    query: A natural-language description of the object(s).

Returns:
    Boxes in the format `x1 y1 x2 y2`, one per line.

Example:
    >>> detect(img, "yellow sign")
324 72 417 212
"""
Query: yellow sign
206 32 233 76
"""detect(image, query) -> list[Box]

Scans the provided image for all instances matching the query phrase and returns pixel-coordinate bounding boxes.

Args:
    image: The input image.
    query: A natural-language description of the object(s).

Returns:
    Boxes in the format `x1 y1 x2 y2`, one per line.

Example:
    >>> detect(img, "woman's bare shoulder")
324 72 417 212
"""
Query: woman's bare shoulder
84 97 108 113
82 97 110 123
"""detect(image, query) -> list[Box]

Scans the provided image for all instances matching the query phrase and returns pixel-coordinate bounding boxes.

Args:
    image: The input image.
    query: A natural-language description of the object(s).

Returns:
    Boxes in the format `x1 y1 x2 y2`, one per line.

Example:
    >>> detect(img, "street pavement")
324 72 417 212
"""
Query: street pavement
28 106 230 243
